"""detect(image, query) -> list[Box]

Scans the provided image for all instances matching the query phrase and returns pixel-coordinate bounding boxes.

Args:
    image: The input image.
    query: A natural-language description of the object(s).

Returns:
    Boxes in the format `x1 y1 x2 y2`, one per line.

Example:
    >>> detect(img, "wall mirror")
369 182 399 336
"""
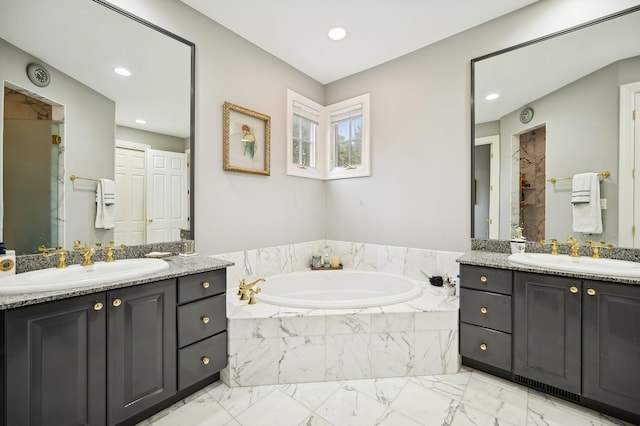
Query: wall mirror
472 5 640 248
0 0 194 255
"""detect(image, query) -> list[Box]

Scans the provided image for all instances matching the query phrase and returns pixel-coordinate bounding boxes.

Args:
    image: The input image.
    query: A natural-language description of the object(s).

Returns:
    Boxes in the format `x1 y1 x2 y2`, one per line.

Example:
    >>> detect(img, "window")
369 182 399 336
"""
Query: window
287 90 370 180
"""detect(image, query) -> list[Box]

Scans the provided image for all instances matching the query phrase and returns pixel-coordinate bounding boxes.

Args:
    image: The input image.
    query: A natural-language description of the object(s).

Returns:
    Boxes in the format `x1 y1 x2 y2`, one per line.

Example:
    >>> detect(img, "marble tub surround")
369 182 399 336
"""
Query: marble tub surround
213 240 464 291
458 250 640 285
15 240 195 273
222 282 459 387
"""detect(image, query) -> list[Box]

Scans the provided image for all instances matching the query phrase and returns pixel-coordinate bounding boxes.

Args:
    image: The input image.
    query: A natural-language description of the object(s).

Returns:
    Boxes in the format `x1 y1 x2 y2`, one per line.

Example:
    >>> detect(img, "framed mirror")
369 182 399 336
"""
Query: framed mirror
471 5 640 247
0 0 195 255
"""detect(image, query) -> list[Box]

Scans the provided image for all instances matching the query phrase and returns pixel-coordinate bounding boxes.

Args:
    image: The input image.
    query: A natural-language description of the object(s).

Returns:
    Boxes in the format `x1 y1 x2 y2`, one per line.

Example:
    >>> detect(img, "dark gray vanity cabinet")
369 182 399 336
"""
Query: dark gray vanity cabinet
4 293 107 426
513 272 582 394
107 279 176 425
459 264 513 372
582 280 640 414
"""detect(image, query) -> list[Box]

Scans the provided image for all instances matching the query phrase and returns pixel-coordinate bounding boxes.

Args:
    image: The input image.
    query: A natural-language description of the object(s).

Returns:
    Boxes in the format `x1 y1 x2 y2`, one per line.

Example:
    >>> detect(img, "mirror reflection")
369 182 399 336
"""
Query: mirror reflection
0 0 193 255
472 6 640 247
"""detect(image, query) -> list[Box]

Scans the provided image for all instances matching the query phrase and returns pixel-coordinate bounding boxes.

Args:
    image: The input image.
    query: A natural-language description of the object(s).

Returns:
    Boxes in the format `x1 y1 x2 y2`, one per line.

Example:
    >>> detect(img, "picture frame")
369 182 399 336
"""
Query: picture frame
223 101 271 176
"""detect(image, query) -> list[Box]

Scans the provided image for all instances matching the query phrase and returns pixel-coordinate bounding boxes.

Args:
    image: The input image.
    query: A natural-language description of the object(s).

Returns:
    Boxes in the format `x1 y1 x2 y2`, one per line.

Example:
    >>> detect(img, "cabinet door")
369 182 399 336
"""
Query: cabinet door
5 294 107 426
513 272 581 394
583 280 640 415
107 279 176 425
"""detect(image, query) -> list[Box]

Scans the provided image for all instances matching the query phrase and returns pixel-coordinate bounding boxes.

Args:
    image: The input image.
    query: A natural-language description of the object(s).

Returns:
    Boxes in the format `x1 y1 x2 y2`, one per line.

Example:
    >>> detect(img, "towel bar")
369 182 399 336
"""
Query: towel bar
547 170 610 184
70 174 100 182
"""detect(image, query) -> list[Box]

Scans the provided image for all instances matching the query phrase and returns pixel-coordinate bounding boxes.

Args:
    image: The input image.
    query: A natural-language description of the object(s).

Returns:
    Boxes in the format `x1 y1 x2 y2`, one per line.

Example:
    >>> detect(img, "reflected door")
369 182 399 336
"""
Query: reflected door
114 147 146 245
146 149 188 243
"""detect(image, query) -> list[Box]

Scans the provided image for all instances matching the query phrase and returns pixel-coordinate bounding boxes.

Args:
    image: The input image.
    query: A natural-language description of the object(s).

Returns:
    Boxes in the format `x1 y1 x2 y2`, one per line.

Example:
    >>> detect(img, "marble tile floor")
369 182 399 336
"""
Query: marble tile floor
137 368 632 426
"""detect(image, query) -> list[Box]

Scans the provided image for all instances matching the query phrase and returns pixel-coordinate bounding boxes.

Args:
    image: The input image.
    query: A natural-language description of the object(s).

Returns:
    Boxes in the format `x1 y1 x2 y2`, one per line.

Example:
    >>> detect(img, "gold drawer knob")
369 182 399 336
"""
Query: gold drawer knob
480 307 488 314
201 356 210 365
201 281 210 289
201 316 210 324
587 288 597 296
480 343 487 351
570 286 579 294
112 298 122 307
480 276 488 283
94 302 104 311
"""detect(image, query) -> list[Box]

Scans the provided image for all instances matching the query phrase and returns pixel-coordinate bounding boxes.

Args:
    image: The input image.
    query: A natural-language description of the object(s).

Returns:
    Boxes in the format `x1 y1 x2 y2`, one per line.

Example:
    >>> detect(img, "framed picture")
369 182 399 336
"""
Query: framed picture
223 102 271 175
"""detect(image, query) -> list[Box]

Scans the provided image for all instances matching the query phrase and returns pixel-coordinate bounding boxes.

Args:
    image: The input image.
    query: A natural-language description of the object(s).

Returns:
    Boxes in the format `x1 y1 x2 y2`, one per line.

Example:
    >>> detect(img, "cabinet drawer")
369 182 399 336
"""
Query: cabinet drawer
460 264 512 295
460 323 511 371
179 332 227 390
178 294 226 347
178 269 226 304
460 288 512 332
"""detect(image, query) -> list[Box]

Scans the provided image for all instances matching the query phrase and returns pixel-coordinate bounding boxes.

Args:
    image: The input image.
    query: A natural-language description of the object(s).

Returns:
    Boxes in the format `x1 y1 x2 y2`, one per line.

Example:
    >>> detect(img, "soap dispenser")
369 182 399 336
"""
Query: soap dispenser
0 242 16 277
510 227 526 254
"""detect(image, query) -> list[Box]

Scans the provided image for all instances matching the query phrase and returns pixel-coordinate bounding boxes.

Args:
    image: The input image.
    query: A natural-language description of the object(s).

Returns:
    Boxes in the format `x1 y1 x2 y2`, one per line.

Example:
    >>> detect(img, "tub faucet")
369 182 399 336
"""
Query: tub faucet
238 278 266 301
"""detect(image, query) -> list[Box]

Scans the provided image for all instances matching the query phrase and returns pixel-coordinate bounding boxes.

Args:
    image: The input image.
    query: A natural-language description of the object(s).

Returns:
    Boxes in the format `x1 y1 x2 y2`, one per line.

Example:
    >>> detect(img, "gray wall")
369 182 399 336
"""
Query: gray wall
0 38 115 249
116 126 187 153
112 0 640 254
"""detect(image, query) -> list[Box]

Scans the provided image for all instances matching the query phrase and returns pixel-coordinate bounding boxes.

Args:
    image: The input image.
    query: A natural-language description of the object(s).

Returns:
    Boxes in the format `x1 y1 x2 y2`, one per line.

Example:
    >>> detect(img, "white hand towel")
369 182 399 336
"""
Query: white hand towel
95 178 116 229
572 173 602 233
102 178 116 206
571 173 592 204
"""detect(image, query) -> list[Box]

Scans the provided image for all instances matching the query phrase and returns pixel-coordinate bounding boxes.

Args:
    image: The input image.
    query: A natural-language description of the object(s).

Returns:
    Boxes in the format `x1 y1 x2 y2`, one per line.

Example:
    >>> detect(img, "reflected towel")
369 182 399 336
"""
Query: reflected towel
571 173 592 204
572 173 602 233
95 178 116 229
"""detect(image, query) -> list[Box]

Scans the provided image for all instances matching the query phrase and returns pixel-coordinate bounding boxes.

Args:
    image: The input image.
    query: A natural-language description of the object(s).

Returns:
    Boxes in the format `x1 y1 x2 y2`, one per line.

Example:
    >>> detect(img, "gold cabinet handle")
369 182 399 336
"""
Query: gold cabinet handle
570 286 579 294
201 356 210 365
201 281 210 289
201 316 210 324
94 302 104 311
480 276 488 283
587 288 597 296
480 343 487 351
147 218 153 223
112 298 122 307
480 307 488 314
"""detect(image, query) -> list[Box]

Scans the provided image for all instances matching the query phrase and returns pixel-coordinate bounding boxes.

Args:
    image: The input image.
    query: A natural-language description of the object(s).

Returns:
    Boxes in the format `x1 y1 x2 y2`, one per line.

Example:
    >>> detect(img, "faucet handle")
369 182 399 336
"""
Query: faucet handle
102 241 126 262
540 239 559 255
39 245 69 268
586 240 614 259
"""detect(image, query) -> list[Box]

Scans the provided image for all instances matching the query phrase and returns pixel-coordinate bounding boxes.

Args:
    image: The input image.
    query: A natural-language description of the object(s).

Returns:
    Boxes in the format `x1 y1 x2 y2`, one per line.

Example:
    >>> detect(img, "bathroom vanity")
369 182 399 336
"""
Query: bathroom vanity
0 255 231 426
458 252 640 424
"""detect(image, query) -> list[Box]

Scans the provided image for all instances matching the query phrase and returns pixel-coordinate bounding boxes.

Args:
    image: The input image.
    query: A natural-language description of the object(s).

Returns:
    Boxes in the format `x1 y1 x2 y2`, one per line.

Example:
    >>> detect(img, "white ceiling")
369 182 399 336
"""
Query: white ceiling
180 0 539 84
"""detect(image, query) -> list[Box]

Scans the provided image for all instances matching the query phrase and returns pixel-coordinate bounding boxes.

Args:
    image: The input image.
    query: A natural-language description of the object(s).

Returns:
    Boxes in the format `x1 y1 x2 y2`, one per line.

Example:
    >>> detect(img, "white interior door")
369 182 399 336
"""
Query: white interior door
146 149 188 243
114 147 146 245
618 82 640 247
475 135 500 239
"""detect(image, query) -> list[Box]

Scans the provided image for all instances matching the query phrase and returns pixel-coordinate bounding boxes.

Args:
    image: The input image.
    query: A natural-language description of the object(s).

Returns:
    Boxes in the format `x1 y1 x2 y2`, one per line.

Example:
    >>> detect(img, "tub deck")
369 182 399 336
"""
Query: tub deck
222 282 460 387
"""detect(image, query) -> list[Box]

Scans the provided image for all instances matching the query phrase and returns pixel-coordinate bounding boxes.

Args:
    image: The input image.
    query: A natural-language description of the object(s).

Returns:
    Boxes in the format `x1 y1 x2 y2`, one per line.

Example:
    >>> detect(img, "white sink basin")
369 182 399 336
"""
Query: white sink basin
0 258 170 294
508 253 640 278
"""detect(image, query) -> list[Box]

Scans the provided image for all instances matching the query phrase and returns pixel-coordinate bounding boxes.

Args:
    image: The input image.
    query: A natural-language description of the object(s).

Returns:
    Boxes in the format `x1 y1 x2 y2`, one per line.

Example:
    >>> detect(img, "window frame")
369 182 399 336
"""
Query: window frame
286 90 370 180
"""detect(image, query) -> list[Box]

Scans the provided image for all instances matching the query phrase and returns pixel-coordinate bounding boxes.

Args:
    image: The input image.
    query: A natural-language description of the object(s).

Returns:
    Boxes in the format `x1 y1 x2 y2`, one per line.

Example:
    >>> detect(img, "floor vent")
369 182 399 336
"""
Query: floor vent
515 375 580 403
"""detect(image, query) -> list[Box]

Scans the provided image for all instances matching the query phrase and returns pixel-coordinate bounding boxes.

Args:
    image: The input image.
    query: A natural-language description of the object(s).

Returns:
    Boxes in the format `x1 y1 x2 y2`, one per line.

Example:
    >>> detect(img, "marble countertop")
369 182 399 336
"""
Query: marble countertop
0 255 233 310
457 250 640 286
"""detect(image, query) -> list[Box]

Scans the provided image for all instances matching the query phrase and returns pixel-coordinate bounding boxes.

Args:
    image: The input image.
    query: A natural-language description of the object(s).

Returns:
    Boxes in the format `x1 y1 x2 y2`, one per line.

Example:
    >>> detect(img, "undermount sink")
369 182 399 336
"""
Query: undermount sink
0 258 170 294
508 252 640 278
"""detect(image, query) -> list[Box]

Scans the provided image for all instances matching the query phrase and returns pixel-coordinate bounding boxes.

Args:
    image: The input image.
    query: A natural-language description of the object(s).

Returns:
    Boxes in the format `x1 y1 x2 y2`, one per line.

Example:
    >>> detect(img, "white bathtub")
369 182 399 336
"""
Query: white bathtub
255 269 422 309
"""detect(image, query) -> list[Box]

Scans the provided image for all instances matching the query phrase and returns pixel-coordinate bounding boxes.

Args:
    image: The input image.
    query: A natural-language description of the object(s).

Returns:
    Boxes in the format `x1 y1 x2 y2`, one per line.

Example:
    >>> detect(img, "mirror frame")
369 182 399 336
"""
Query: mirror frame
470 4 640 242
94 0 196 243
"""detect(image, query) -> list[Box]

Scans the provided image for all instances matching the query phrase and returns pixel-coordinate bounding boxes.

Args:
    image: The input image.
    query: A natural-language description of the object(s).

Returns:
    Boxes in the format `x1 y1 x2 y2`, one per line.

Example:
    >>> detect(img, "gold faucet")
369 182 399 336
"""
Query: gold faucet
238 278 266 301
73 240 96 266
38 245 69 268
248 287 262 305
567 236 581 258
100 241 126 262
586 240 614 259
540 239 559 255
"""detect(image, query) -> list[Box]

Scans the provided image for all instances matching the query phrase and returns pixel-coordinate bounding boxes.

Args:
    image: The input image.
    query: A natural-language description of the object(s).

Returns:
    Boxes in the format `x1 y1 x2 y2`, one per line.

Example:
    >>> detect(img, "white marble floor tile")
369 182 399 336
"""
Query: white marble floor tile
279 381 342 410
343 377 410 406
146 391 234 426
235 389 313 426
410 371 472 400
390 380 458 425
451 403 518 426
375 407 424 426
207 382 276 417
315 386 389 425
461 372 528 426
298 412 334 426
527 390 631 426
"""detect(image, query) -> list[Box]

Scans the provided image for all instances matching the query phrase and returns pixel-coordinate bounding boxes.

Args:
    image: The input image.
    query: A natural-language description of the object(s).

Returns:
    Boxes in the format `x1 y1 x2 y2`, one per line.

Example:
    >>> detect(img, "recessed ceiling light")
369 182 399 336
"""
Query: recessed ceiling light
485 93 500 100
114 67 131 77
328 27 346 41
135 119 146 124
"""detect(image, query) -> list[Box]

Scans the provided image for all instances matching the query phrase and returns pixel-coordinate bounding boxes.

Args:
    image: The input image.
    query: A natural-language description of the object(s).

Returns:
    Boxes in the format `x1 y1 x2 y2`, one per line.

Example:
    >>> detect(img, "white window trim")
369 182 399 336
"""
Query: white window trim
287 89 371 180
